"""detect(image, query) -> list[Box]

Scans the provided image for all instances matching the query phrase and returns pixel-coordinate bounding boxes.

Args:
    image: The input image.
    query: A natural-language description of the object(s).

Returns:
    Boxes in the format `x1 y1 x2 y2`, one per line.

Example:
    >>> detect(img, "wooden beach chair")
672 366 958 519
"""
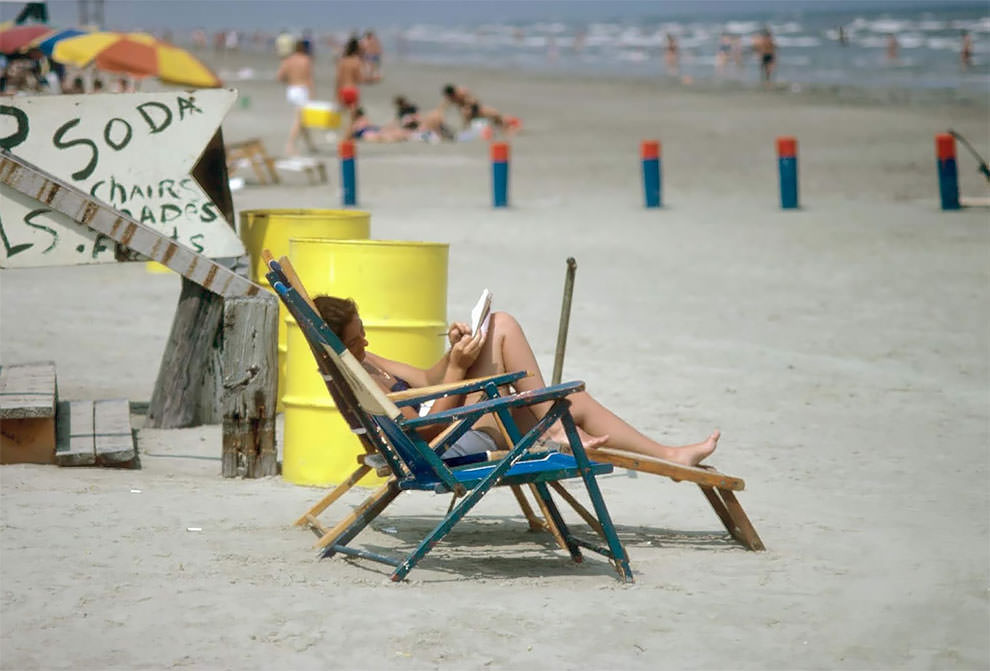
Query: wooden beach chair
225 138 328 186
265 256 633 582
262 252 555 547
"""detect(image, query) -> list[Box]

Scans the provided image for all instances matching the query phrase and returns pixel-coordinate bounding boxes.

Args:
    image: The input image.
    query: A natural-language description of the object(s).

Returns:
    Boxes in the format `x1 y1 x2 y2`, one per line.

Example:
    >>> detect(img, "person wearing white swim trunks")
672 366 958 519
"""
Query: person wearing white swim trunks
285 84 309 107
276 40 316 156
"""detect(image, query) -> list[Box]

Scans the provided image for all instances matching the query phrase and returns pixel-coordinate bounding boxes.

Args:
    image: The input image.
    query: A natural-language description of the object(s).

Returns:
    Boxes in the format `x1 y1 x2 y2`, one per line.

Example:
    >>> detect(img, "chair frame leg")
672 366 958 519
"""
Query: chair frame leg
317 480 400 551
528 483 570 551
293 464 372 527
532 482 582 562
548 481 605 539
390 420 554 581
561 414 634 582
510 484 548 532
699 485 765 551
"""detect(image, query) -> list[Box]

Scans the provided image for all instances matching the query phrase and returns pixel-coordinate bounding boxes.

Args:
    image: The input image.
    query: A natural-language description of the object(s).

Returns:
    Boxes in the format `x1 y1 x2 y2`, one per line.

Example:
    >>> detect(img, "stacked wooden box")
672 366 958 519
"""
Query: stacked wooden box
0 361 57 464
0 361 136 467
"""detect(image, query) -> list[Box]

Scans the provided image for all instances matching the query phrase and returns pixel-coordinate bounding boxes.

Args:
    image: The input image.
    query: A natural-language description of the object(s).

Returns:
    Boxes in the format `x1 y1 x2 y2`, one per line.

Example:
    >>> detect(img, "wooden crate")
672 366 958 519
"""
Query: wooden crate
0 362 57 465
55 399 135 467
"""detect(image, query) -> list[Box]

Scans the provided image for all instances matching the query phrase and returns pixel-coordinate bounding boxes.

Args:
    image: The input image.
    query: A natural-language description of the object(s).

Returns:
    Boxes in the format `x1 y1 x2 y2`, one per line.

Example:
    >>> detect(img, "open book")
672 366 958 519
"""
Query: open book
471 288 493 338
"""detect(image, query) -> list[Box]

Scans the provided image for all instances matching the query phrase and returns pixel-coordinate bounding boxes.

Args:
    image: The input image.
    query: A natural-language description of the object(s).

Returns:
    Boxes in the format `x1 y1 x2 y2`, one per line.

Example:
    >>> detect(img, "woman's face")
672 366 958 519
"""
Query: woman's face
340 314 368 361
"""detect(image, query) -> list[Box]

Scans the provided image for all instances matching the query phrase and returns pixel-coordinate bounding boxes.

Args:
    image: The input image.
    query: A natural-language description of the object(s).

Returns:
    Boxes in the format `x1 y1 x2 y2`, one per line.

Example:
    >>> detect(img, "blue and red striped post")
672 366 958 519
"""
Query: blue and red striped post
935 133 960 210
641 140 661 208
777 136 799 209
339 140 357 206
491 142 509 208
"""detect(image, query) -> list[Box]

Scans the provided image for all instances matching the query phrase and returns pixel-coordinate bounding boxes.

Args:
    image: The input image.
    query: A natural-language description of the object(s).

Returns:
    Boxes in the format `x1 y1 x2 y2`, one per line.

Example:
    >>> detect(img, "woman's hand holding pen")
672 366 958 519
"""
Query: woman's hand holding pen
447 321 485 371
445 321 471 348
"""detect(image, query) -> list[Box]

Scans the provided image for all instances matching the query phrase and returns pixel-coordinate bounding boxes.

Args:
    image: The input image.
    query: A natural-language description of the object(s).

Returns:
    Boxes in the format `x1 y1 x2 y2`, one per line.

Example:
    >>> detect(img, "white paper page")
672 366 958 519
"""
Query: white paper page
471 288 493 338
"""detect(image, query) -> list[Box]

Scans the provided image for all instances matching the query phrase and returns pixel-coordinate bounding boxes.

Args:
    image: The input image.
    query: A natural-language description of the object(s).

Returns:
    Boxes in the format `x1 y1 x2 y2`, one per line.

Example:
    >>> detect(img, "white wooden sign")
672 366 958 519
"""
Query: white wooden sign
0 89 245 268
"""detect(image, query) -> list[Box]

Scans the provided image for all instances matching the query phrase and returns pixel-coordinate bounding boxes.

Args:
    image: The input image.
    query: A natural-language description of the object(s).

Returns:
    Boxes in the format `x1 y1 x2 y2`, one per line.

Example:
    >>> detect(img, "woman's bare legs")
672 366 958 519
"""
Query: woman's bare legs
465 312 718 466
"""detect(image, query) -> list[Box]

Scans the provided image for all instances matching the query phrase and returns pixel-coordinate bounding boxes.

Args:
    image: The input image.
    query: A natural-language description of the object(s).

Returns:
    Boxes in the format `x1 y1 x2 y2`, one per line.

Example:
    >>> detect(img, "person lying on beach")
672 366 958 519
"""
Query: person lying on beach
393 95 421 129
347 107 410 142
347 106 454 143
392 95 457 141
441 83 520 135
314 295 720 465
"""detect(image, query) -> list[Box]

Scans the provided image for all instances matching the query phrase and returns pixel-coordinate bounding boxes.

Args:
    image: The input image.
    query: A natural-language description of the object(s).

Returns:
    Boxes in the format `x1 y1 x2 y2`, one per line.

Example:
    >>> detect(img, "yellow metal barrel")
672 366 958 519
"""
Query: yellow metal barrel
238 209 371 410
282 239 449 486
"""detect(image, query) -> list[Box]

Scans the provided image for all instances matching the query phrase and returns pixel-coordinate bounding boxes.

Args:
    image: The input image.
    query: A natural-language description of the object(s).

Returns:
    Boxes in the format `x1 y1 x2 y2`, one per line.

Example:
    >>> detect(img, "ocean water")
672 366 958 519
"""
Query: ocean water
9 1 990 96
390 4 989 95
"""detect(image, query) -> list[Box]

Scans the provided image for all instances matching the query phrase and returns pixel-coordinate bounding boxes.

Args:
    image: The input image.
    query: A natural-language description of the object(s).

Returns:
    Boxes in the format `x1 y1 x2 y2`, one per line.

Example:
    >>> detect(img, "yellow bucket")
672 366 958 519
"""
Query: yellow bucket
239 209 371 411
282 239 449 486
301 102 341 129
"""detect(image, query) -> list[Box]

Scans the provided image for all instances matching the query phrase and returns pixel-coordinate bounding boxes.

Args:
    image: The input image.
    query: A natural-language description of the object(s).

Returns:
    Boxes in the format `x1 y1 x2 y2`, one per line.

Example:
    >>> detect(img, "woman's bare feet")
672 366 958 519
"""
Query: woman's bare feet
667 430 720 467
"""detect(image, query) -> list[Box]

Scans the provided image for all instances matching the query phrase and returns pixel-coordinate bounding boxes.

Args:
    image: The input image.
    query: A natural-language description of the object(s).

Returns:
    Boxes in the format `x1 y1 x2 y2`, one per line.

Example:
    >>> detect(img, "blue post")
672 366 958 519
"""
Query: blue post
340 140 357 207
936 133 960 210
491 142 509 208
641 140 661 208
777 136 799 209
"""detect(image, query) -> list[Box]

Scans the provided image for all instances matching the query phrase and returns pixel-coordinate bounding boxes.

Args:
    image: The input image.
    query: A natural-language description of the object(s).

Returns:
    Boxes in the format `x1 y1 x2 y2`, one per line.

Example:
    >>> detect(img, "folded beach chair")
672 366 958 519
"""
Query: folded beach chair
266 255 633 582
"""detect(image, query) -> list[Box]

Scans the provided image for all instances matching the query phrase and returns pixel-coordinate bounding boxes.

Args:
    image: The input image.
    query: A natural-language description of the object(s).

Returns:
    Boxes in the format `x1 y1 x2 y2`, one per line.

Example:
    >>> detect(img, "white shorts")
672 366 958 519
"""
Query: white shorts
441 430 498 459
286 85 309 107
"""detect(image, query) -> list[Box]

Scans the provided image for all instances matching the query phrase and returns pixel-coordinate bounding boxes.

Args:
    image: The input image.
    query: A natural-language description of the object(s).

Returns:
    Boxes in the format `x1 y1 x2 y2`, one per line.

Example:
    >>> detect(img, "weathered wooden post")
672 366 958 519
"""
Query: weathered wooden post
221 295 278 477
147 127 237 429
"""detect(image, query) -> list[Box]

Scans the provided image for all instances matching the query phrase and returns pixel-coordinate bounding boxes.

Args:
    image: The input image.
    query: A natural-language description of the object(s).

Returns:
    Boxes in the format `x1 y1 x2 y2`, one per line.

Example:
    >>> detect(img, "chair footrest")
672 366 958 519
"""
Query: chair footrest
590 448 745 490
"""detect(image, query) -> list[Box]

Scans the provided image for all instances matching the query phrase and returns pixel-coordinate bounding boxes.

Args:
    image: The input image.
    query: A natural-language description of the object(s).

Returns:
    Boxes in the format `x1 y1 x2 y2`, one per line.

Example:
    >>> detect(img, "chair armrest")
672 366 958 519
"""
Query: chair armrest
399 381 585 429
389 370 530 406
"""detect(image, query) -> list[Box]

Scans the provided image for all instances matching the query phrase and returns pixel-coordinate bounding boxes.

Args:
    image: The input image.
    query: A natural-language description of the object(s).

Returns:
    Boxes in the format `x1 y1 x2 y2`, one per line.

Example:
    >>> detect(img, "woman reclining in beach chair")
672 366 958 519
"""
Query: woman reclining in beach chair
314 295 719 465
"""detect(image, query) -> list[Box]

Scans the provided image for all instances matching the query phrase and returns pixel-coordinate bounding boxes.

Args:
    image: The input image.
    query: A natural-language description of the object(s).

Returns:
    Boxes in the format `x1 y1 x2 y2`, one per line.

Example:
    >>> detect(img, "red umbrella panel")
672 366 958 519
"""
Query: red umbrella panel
0 25 54 53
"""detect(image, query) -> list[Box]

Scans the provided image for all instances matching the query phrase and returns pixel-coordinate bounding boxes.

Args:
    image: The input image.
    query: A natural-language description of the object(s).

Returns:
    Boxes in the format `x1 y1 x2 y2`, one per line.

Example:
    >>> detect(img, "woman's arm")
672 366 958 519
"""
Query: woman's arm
370 327 487 439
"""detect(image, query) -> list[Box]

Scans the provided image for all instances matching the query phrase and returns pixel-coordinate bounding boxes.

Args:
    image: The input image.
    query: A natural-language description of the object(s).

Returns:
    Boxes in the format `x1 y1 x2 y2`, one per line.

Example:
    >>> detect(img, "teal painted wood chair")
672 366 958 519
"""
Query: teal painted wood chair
263 251 558 551
266 257 633 583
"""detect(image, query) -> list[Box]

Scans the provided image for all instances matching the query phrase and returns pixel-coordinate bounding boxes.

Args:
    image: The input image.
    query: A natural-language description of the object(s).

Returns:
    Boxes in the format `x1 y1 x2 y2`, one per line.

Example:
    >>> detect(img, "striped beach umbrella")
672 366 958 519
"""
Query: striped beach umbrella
28 27 88 56
52 31 221 88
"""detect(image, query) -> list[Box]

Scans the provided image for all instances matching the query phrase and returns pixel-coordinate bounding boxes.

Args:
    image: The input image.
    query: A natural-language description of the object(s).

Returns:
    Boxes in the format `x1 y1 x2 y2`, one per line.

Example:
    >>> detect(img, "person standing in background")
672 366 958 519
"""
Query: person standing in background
360 30 383 82
275 29 295 59
753 27 776 85
885 33 899 63
730 33 744 70
336 36 365 111
961 30 973 71
664 33 679 76
715 32 732 75
277 40 316 156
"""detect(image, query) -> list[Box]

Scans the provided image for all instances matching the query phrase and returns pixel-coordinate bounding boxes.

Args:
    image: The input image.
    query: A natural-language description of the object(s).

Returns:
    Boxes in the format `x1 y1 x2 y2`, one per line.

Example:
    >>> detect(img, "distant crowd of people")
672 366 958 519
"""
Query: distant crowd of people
660 24 975 86
0 48 136 96
277 29 389 154
277 28 520 154
347 86 521 144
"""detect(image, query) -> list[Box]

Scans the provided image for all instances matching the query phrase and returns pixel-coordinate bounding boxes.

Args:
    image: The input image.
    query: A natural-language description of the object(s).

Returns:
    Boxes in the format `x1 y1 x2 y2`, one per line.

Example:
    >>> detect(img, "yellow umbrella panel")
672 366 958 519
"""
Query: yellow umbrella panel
53 31 220 88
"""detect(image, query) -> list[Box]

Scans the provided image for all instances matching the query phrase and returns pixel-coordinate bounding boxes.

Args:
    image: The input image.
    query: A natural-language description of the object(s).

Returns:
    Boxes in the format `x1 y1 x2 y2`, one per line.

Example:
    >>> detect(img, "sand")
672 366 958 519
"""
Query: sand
1 51 988 670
